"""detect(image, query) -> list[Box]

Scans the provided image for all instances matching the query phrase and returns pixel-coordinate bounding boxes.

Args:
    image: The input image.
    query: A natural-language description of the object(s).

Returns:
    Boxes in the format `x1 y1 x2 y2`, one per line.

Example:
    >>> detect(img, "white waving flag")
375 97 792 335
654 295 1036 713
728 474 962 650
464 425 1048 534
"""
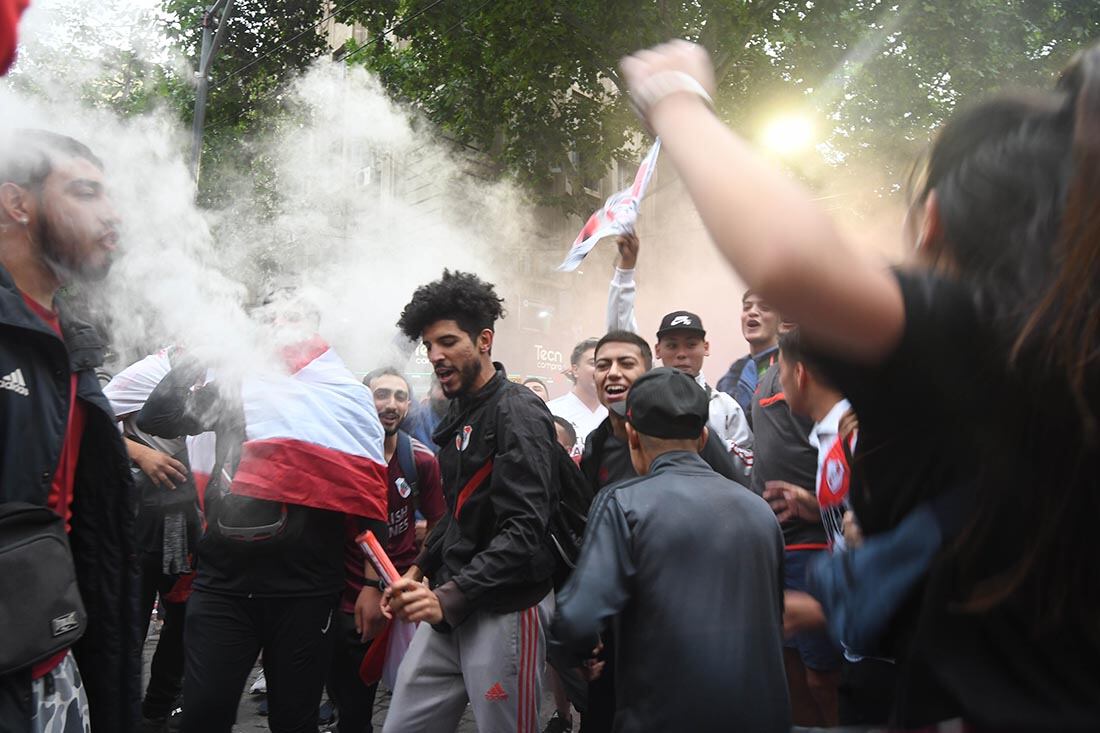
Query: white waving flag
558 139 661 272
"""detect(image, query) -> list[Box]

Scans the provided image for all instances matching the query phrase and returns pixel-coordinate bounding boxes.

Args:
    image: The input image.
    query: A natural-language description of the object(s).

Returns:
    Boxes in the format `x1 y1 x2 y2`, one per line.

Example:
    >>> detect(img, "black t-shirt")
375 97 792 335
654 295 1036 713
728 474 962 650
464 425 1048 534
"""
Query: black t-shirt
815 270 1100 729
750 365 828 548
594 432 635 488
195 504 352 598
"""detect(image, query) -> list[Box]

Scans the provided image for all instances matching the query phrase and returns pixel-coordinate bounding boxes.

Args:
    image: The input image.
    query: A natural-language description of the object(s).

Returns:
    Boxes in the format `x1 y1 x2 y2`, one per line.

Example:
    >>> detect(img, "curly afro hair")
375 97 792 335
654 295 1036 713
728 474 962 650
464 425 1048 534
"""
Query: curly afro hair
397 270 506 342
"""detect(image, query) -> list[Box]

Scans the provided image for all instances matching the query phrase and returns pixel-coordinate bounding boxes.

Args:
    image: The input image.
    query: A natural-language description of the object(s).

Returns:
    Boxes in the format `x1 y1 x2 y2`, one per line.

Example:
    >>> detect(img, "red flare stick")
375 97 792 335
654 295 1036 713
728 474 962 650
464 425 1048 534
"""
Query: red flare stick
356 529 401 586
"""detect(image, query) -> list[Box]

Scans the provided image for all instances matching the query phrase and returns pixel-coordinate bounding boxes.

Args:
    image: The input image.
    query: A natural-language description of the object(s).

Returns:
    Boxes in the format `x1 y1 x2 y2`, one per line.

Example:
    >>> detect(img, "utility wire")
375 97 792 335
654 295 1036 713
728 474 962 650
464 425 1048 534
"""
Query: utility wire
216 0 371 85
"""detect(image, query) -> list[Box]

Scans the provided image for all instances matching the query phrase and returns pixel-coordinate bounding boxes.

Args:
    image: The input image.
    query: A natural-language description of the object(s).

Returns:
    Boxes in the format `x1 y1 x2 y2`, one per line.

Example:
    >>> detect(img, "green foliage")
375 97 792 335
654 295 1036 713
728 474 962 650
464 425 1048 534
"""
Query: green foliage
330 0 1100 213
162 0 330 208
805 0 1100 189
17 1 1099 217
5 1 192 119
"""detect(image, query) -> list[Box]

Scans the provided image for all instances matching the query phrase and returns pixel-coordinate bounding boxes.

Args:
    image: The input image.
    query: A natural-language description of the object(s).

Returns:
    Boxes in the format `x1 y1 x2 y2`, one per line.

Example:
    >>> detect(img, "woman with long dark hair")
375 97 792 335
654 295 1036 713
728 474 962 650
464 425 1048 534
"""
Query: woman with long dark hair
620 40 1100 729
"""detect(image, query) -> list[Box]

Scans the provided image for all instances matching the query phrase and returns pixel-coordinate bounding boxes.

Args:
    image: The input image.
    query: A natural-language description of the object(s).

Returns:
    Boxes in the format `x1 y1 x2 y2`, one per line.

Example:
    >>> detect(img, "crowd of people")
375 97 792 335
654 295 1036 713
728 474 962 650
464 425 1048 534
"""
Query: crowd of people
1 15 1099 733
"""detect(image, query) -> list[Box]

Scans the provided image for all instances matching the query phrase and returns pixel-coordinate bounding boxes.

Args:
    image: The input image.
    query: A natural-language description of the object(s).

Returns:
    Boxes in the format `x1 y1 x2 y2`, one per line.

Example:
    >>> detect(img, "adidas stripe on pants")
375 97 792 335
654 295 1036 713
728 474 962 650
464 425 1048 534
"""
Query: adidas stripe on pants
382 595 551 733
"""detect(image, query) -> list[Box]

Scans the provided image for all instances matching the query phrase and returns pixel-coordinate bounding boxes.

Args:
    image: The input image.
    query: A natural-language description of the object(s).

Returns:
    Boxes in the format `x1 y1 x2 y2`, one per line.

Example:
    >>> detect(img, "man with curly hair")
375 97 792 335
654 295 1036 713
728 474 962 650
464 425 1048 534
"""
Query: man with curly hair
381 270 558 733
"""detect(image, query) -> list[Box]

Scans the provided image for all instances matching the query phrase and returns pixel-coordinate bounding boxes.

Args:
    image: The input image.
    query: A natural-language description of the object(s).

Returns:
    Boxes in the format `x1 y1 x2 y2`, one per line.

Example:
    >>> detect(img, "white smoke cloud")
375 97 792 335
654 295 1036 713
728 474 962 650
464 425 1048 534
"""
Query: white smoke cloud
6 0 909 398
2 1 536 387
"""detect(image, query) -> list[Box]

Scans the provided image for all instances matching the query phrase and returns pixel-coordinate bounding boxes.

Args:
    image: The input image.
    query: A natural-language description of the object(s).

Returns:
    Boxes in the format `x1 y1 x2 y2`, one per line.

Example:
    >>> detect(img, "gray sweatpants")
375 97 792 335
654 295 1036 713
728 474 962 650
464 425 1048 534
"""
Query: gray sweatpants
383 598 550 733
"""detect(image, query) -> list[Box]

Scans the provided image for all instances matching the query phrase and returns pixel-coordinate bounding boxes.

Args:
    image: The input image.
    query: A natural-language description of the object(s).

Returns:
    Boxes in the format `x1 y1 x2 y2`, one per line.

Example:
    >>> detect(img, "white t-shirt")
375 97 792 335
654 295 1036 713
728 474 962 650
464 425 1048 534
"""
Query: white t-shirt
548 391 607 456
104 350 186 457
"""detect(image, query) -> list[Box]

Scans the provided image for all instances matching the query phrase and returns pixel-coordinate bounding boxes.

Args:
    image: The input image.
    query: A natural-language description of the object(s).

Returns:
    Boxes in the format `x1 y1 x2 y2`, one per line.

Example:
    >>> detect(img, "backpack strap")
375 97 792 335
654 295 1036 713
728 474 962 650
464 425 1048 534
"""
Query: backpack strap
396 430 419 506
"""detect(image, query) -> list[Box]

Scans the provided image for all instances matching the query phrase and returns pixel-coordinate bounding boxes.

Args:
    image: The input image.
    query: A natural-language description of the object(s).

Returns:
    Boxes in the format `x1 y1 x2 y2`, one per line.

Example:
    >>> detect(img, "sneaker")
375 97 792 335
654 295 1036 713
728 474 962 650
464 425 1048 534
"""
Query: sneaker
249 671 267 694
542 711 572 733
166 695 183 732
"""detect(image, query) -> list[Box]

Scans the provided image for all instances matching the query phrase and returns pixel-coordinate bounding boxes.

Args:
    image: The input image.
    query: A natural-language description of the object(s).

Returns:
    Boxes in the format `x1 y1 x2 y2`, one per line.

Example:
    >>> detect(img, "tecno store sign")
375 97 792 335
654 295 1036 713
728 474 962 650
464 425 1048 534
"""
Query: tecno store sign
532 344 565 372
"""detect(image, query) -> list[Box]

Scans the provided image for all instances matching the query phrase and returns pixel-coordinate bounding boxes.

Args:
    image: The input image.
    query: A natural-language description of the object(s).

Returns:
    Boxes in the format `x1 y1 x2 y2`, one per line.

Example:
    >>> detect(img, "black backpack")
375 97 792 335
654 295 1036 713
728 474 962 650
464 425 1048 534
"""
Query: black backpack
207 405 295 545
548 446 595 590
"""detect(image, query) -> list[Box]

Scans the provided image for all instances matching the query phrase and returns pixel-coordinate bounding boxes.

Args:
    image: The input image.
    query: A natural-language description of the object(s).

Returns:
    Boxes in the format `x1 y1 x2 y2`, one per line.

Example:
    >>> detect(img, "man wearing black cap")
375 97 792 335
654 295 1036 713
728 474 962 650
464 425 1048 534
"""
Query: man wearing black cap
576 330 742 732
548 368 789 732
606 234 752 476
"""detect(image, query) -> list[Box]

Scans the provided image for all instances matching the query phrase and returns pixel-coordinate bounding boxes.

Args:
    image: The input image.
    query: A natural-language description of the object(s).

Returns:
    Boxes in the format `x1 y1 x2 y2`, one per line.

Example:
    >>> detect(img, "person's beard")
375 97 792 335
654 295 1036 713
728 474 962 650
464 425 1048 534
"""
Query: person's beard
379 411 402 436
445 358 484 398
36 205 110 282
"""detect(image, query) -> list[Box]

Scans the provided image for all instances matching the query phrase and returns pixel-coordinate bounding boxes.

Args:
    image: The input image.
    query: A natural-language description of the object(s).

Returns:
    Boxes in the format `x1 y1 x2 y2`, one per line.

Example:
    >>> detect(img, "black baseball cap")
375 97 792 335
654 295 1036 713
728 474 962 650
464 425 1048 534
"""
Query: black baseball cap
656 310 706 339
609 367 709 439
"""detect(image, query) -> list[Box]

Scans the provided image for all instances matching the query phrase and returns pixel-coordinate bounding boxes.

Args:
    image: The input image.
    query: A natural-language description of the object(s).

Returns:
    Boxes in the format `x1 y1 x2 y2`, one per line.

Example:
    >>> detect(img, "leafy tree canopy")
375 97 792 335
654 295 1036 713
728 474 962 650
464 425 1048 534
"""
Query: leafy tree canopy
327 0 1100 213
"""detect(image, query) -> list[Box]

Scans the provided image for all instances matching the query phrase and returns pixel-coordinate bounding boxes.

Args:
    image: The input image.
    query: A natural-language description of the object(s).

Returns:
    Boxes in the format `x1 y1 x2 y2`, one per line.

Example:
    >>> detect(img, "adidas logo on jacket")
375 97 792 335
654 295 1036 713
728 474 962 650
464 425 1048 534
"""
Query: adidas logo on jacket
0 368 28 396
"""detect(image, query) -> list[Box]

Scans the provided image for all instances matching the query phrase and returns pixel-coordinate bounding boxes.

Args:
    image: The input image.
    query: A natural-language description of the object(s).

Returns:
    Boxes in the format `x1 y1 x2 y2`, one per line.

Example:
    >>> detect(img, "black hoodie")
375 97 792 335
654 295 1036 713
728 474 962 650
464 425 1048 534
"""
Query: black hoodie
418 363 556 629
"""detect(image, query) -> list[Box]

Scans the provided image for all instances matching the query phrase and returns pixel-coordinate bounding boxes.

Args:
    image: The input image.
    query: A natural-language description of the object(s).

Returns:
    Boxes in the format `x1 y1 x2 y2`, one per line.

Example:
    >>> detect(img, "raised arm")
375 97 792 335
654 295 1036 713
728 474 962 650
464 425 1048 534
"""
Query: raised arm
606 233 641 334
620 41 904 364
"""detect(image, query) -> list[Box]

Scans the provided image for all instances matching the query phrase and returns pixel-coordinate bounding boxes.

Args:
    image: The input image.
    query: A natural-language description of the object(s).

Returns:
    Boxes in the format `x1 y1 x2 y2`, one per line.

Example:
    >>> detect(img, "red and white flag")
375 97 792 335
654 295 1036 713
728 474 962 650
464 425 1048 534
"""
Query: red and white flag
198 339 388 520
557 139 661 272
117 340 388 521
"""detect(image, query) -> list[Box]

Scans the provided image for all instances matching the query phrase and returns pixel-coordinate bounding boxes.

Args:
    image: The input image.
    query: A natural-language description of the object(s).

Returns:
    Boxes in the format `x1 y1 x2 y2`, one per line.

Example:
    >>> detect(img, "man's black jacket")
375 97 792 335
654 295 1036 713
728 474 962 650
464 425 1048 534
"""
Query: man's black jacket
580 414 740 489
418 363 556 629
575 411 746 730
0 266 142 732
549 451 790 732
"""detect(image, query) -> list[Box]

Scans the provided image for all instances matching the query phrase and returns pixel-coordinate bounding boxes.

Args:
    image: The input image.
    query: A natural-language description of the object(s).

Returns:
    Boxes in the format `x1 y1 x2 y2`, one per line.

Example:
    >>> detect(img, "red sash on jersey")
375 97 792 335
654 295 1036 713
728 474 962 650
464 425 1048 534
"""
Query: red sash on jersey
817 430 857 550
818 432 855 508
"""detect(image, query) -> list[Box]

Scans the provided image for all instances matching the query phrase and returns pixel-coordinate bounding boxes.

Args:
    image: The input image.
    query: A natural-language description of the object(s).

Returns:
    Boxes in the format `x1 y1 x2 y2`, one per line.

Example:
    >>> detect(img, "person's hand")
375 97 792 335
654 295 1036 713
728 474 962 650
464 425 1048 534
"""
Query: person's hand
380 566 424 620
620 40 716 120
842 510 864 549
783 590 827 637
128 440 187 489
615 232 639 270
839 408 859 441
763 480 819 523
381 577 443 625
414 519 428 548
581 641 606 681
354 586 387 642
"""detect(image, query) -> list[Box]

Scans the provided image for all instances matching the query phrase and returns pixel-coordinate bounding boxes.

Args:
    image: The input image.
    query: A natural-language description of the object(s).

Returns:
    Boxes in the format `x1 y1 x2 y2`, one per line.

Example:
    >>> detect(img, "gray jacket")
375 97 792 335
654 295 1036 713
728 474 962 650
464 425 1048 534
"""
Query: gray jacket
548 451 790 732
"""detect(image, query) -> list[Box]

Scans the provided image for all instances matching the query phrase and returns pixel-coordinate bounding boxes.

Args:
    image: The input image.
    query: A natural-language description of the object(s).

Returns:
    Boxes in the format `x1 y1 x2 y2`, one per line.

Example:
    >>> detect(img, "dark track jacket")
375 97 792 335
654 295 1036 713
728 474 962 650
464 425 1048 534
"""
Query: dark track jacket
549 451 790 732
0 266 142 732
418 363 556 629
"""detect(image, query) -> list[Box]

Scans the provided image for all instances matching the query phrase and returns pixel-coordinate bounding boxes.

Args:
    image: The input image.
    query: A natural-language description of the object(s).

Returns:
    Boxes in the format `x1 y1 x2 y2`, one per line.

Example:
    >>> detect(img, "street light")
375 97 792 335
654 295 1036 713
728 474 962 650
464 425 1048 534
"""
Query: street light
760 114 815 156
